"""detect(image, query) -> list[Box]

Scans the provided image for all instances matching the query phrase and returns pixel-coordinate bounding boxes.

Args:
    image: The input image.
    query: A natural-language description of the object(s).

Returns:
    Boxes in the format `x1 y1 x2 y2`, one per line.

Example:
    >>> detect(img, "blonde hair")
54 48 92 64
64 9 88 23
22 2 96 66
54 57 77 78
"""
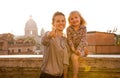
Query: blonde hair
68 10 87 26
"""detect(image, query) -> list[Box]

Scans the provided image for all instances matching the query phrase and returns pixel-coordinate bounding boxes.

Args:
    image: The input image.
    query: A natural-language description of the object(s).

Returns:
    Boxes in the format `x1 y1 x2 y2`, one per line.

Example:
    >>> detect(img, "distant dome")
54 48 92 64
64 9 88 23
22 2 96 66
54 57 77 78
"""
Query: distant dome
25 16 37 30
24 16 38 36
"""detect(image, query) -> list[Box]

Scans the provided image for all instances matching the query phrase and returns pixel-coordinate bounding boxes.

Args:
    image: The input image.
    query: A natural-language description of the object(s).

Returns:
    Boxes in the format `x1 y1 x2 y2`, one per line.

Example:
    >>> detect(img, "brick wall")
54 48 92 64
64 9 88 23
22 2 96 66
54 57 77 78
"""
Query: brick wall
87 31 120 54
87 31 116 45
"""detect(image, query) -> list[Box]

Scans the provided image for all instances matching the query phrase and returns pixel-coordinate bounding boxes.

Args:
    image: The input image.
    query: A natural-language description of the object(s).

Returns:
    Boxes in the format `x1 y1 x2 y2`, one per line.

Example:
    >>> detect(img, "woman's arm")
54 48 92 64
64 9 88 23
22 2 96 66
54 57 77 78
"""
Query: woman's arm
41 31 51 46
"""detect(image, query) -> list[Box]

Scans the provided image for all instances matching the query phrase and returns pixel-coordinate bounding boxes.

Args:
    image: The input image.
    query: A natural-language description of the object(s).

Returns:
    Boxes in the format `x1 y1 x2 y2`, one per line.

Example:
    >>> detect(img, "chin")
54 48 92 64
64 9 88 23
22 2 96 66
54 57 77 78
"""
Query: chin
58 29 64 31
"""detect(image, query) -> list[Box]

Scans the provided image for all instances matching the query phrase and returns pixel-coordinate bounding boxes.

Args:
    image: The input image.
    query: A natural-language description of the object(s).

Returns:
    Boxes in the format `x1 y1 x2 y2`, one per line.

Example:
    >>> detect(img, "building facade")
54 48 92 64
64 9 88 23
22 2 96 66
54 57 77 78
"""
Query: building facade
0 16 43 55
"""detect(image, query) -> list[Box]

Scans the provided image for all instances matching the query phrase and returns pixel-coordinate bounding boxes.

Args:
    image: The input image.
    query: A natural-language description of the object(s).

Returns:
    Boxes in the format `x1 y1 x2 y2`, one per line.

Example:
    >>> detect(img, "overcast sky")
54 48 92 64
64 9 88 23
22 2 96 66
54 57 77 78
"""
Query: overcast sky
0 0 120 35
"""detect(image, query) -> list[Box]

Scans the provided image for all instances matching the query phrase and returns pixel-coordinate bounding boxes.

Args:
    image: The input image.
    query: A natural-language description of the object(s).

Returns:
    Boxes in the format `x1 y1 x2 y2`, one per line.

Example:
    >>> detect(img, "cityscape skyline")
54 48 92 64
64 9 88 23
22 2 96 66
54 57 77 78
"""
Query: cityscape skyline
0 0 120 35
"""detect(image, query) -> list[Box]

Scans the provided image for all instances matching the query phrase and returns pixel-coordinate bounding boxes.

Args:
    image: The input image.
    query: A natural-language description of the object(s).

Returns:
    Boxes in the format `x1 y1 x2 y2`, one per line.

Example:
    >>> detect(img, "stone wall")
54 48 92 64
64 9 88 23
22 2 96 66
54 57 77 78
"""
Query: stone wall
0 55 120 78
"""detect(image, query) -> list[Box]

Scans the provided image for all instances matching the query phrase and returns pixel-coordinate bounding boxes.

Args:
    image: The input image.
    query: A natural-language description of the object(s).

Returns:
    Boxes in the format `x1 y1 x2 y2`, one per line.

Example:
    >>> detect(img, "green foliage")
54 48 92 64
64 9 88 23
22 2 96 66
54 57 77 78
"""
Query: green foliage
115 35 120 45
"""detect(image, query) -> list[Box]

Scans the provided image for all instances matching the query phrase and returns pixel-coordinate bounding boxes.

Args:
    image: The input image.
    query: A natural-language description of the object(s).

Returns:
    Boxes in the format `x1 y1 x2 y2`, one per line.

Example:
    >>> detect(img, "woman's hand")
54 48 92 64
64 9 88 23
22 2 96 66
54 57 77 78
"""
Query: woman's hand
48 27 56 38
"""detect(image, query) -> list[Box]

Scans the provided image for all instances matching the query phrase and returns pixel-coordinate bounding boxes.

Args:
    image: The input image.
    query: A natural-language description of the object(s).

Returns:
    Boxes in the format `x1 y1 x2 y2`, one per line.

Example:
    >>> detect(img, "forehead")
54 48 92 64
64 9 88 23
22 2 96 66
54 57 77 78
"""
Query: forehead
54 15 65 20
70 13 79 17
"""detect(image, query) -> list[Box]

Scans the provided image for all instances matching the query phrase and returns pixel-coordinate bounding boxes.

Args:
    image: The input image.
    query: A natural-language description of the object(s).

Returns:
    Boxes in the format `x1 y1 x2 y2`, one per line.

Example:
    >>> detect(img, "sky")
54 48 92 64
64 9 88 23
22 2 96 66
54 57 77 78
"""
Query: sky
0 0 120 35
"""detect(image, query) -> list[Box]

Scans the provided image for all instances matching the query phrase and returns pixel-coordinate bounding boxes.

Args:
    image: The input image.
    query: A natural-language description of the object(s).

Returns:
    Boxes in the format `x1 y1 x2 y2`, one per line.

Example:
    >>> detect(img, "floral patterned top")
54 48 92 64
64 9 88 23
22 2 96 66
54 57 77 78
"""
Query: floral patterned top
66 25 88 52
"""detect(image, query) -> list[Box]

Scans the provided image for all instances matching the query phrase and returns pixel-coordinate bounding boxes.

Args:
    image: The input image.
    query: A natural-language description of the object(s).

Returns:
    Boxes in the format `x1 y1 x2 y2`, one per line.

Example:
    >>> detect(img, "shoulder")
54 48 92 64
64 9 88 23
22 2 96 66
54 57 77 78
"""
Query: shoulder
42 31 50 37
80 25 86 28
67 26 73 31
80 25 87 30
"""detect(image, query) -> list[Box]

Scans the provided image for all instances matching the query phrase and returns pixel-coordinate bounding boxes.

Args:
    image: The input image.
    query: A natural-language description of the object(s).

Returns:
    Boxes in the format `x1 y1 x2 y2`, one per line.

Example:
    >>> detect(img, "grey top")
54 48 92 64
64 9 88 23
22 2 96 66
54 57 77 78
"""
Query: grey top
41 31 69 76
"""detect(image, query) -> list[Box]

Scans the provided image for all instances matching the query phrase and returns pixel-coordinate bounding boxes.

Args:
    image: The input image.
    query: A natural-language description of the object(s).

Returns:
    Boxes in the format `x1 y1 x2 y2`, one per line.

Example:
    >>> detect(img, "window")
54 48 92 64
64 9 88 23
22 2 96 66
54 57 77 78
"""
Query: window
18 49 21 53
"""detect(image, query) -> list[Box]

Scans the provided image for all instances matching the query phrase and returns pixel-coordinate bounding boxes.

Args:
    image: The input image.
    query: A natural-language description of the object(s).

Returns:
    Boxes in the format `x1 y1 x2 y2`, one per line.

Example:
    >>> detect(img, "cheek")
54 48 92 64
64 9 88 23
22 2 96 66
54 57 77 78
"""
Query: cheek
78 18 81 22
70 21 74 25
69 19 72 22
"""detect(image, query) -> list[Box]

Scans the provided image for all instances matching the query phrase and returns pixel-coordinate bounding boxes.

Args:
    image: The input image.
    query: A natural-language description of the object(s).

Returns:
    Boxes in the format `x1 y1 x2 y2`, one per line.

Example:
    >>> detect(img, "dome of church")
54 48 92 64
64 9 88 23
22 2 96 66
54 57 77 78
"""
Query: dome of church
24 16 38 36
25 16 37 30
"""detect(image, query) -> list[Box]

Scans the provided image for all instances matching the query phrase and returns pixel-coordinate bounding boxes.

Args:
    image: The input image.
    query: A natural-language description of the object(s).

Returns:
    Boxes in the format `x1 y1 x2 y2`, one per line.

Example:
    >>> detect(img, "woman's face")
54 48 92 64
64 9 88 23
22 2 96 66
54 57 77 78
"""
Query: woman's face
53 15 66 31
69 13 81 26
